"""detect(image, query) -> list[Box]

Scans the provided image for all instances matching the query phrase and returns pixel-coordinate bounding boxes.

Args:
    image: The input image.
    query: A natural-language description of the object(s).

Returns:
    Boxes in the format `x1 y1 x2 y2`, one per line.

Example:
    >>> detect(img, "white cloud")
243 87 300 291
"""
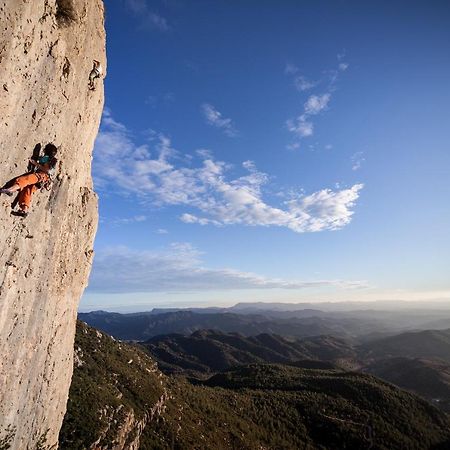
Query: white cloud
285 184 363 232
94 111 364 234
294 75 317 92
88 244 367 293
304 94 331 115
285 91 330 143
285 63 299 75
101 215 147 226
156 228 169 234
286 117 314 137
286 142 301 151
285 64 317 91
285 58 349 146
201 103 237 137
196 148 213 159
351 152 365 171
125 0 170 31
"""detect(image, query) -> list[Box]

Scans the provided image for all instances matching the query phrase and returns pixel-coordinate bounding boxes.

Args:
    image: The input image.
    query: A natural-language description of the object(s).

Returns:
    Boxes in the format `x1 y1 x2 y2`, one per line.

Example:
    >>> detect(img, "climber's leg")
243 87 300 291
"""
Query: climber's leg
17 185 37 215
1 173 39 196
15 173 40 190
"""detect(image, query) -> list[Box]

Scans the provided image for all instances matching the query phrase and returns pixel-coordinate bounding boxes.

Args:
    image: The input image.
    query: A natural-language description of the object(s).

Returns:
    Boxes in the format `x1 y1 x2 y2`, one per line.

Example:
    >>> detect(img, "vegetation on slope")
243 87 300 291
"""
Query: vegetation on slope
141 330 354 376
61 321 450 449
59 322 166 449
360 329 450 362
365 357 450 412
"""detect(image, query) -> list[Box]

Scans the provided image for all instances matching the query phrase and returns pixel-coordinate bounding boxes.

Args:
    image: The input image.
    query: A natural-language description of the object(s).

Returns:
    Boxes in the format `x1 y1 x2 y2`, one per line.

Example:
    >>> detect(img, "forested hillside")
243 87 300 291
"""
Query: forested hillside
60 322 450 449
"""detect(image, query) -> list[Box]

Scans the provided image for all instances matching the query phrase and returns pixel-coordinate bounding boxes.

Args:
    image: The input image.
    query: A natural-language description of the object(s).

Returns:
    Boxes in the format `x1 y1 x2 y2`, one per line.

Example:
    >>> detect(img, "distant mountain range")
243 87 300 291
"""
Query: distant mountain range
79 305 450 342
77 309 395 342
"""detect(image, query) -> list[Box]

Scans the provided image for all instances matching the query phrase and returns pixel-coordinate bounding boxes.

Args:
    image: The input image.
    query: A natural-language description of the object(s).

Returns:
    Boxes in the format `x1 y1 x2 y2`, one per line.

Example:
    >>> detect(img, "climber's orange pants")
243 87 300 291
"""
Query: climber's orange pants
14 173 48 210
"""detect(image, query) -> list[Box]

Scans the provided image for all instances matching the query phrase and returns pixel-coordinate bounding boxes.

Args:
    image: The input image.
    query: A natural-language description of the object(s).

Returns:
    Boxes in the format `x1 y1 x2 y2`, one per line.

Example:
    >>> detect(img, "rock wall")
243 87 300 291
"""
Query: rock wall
0 1 105 448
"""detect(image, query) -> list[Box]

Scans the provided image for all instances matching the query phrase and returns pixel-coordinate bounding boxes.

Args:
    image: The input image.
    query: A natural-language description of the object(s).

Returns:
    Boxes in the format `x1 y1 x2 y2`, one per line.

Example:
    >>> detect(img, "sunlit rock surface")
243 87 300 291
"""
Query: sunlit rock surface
0 1 105 447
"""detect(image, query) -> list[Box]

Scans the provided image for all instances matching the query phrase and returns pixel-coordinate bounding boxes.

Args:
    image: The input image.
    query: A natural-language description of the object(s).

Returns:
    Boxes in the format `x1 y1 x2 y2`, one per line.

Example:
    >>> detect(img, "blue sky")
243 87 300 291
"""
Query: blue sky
81 0 450 311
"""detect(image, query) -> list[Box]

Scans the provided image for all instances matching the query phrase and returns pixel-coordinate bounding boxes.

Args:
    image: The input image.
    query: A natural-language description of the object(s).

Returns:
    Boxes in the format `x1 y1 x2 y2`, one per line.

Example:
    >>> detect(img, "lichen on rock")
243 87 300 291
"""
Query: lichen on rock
0 1 106 448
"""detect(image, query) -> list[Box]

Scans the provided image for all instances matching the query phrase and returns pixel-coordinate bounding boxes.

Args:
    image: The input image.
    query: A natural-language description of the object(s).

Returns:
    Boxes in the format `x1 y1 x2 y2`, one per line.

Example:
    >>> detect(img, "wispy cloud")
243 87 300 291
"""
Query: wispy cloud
125 0 170 31
304 94 331 115
285 93 331 140
286 118 314 138
351 152 365 171
285 63 299 75
285 56 349 148
94 111 364 234
285 63 318 92
201 103 238 137
294 76 318 92
337 50 347 61
102 215 147 227
88 243 367 293
145 92 175 108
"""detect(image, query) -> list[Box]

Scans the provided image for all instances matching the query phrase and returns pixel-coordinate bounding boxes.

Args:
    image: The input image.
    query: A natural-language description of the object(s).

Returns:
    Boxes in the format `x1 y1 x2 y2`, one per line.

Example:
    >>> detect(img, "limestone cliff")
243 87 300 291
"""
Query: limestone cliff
0 1 105 448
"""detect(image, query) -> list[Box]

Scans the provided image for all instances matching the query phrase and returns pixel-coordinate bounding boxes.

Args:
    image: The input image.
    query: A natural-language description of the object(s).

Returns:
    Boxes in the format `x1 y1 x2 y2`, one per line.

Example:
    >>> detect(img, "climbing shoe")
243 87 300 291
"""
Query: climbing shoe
0 188 13 196
13 210 28 218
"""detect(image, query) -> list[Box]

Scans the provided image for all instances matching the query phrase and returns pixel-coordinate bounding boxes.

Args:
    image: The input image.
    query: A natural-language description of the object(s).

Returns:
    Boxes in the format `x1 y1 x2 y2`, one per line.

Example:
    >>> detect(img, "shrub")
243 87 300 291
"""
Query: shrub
55 0 77 26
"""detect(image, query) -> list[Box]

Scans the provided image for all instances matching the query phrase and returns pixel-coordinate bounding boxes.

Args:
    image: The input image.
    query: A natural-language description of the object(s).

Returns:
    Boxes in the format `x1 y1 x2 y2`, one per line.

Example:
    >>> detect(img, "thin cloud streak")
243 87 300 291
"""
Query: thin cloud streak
201 103 238 137
125 0 170 31
88 244 368 294
101 215 148 226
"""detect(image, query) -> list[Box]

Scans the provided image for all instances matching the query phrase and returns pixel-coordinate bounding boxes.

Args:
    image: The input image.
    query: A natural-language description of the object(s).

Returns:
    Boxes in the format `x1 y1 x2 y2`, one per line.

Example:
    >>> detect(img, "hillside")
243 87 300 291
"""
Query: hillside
360 329 450 362
59 321 168 449
141 330 354 376
365 357 450 412
60 321 450 449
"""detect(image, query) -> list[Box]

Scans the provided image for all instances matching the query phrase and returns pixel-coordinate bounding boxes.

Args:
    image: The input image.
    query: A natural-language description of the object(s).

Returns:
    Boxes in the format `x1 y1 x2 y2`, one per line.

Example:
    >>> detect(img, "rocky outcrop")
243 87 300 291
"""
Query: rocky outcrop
89 393 169 450
0 1 105 448
60 322 169 450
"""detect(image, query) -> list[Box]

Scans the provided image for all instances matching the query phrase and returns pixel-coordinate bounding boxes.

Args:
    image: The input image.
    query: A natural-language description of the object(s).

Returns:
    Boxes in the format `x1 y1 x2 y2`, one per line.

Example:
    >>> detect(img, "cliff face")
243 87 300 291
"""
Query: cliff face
0 1 105 448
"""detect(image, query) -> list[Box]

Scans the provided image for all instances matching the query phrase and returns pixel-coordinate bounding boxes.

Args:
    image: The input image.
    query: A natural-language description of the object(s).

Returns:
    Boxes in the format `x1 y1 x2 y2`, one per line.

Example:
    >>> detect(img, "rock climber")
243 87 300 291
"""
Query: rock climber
0 143 58 217
88 60 103 90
